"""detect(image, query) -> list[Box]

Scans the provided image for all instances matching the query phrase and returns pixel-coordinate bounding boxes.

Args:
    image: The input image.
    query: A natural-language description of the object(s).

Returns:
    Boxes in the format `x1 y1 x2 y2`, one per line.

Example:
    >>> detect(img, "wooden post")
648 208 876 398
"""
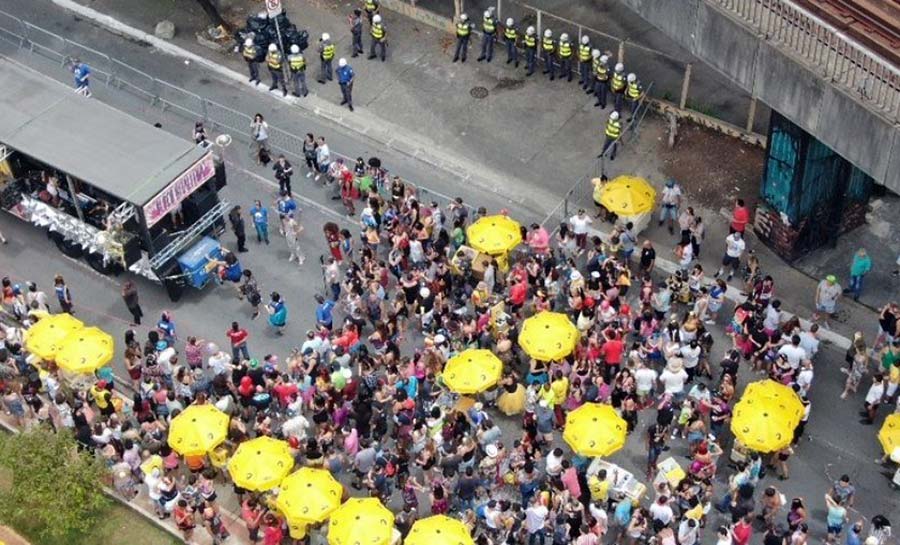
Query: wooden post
679 63 692 110
454 0 463 21
617 41 624 65
746 96 758 133
536 10 542 41
496 0 502 20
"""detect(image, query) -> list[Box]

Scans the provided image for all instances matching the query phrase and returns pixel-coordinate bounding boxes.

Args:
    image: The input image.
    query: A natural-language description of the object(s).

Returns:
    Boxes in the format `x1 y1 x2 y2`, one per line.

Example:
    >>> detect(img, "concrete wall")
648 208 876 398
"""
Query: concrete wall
615 0 899 192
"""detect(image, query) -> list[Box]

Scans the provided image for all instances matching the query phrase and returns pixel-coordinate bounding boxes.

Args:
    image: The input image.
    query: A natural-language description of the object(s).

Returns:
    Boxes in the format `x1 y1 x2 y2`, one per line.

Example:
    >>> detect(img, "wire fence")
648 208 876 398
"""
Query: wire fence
0 9 476 216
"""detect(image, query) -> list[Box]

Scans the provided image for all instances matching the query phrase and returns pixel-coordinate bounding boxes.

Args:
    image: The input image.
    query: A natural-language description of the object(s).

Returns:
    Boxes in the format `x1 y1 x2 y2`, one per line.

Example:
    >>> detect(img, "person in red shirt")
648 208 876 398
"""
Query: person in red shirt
226 321 250 362
262 514 284 545
600 330 624 382
731 515 753 545
507 277 528 313
730 198 750 235
272 374 299 408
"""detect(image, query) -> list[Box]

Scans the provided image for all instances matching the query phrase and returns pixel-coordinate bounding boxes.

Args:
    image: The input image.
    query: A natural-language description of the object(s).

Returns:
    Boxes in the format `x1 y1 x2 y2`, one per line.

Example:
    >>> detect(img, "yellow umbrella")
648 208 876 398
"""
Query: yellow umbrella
328 497 394 545
405 515 473 545
596 175 657 216
518 311 579 361
167 404 230 456
276 467 342 525
443 349 503 394
55 326 114 374
730 397 799 453
878 413 900 456
466 215 522 256
741 379 805 420
23 313 84 360
563 403 628 457
228 436 294 492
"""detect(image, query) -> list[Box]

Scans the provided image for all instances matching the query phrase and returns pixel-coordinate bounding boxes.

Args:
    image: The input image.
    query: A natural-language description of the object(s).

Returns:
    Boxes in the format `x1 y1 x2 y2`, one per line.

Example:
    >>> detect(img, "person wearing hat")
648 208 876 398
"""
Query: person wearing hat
336 58 355 111
660 357 688 403
452 13 474 62
265 43 288 96
368 14 387 61
477 8 497 62
814 274 842 325
240 37 262 84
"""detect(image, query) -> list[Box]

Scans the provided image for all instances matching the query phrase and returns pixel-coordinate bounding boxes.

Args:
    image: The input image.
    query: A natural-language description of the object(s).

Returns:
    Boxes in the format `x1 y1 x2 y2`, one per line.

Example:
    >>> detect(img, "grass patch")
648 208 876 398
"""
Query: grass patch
0 467 180 545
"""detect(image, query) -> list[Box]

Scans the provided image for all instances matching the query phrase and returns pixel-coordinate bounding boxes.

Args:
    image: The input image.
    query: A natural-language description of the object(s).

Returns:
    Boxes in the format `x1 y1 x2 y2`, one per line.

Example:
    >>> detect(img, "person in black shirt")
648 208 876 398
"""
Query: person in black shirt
639 240 656 275
228 206 248 252
646 422 667 478
273 155 294 196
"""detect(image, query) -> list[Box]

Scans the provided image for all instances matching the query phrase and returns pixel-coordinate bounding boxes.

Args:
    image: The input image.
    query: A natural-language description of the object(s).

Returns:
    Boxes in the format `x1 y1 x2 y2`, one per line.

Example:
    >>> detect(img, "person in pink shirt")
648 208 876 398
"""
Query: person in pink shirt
560 459 581 498
730 198 750 234
527 223 551 256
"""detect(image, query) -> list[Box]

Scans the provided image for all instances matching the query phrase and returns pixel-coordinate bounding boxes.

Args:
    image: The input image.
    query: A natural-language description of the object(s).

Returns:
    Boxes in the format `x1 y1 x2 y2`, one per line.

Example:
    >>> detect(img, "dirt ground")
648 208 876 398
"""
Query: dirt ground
656 123 766 212
0 526 31 545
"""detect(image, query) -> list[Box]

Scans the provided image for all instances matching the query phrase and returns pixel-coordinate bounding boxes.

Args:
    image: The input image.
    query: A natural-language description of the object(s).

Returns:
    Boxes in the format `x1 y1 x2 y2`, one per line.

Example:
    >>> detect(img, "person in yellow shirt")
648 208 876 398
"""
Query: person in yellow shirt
539 382 556 409
550 370 569 426
588 468 611 507
90 380 114 416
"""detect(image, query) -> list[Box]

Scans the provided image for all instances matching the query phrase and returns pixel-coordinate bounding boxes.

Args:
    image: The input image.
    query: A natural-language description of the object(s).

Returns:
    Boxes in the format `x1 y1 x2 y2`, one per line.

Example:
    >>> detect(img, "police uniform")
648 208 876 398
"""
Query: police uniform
625 77 642 118
369 21 387 61
363 0 379 25
578 42 592 89
504 23 518 66
541 35 555 79
593 60 610 108
601 116 621 160
523 32 537 75
350 12 364 57
477 13 497 63
611 70 626 113
266 47 288 95
242 42 261 84
319 40 335 83
288 51 308 97
452 18 473 62
557 37 573 82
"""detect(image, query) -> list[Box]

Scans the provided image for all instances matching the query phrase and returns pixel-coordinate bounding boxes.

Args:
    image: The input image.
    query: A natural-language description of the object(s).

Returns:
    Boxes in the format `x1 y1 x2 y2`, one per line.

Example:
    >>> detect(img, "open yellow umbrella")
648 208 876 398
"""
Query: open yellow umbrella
228 436 294 492
23 313 84 360
276 467 343 526
878 413 900 456
443 349 503 395
741 379 805 420
55 326 114 374
168 404 230 456
518 311 579 361
730 397 799 453
405 515 473 545
466 215 522 256
596 175 656 216
563 403 628 457
328 497 394 545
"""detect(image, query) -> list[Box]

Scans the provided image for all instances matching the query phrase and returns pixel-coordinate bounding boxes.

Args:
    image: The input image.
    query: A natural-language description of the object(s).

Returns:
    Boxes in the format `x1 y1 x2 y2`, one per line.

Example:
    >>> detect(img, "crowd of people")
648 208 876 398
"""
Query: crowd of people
2 136 900 545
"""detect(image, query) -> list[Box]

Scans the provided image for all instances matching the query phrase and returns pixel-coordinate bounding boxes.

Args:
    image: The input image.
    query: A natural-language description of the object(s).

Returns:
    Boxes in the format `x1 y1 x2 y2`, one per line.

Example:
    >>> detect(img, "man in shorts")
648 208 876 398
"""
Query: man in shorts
814 275 842 327
715 231 745 281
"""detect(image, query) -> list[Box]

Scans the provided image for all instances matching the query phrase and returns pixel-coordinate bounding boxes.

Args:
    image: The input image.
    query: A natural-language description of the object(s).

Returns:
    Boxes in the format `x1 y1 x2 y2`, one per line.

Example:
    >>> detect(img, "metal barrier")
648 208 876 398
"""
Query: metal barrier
716 0 900 121
0 10 475 217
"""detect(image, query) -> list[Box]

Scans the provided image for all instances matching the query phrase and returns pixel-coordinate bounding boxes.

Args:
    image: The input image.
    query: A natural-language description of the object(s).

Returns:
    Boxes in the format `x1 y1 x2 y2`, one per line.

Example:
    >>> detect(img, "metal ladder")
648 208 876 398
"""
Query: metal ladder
149 199 230 270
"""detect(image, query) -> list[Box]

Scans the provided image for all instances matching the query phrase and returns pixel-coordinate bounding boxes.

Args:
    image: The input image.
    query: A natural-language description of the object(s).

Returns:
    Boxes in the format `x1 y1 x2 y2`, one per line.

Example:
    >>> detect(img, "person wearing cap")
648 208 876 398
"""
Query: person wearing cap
600 110 622 160
541 29 556 79
814 274 842 325
336 58 355 111
593 53 610 107
556 32 574 82
452 13 474 62
349 8 364 57
318 32 335 83
502 17 518 66
240 37 262 84
265 43 288 96
287 44 308 98
624 72 643 120
368 14 387 61
522 25 537 75
477 8 497 62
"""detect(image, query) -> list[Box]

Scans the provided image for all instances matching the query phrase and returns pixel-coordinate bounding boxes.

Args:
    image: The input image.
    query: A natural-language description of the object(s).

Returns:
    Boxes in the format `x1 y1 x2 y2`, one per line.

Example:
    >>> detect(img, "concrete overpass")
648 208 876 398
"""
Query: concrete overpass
616 0 900 192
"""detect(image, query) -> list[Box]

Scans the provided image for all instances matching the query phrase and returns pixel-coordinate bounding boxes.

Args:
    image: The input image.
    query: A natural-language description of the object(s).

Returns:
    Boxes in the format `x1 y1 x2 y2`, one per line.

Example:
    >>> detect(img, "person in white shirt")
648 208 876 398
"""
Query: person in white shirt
796 360 814 394
634 362 658 403
799 324 820 358
679 340 702 381
524 496 549 539
763 300 783 335
658 179 682 235
716 231 745 280
569 209 593 254
678 518 699 545
208 350 234 376
862 373 886 424
545 447 564 477
777 335 807 370
659 358 688 400
314 137 330 181
282 413 311 441
649 495 674 528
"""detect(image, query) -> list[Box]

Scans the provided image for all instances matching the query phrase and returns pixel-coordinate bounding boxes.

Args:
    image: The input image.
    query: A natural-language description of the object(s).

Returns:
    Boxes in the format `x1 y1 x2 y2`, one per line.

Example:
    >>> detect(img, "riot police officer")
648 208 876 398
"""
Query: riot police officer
287 44 308 97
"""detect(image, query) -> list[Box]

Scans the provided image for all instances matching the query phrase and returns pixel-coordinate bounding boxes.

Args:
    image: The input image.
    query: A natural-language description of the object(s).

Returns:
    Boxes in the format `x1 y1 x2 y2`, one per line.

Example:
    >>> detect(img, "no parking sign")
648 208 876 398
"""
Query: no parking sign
265 0 281 16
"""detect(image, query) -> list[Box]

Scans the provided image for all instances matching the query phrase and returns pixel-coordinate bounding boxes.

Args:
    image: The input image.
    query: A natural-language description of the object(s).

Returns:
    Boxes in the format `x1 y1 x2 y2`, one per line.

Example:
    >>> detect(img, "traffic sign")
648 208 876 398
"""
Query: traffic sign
265 0 281 17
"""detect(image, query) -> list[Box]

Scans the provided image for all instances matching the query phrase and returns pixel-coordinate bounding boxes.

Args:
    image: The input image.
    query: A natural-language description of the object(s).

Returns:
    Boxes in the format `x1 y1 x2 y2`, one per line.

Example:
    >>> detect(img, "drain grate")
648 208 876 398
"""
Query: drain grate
470 86 489 99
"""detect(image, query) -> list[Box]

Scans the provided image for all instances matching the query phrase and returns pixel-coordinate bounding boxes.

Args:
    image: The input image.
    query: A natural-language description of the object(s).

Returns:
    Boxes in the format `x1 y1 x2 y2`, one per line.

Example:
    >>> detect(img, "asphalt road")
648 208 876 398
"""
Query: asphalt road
0 3 898 542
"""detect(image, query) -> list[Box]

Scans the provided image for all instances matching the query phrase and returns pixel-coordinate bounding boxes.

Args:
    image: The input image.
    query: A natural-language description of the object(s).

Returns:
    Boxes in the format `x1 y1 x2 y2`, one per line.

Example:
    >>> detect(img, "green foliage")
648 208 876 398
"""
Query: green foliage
0 427 109 544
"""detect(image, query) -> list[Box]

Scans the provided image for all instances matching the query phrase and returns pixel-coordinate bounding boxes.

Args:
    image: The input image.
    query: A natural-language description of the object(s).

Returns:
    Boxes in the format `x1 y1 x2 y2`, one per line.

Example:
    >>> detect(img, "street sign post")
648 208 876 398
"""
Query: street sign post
265 0 281 17
264 0 290 86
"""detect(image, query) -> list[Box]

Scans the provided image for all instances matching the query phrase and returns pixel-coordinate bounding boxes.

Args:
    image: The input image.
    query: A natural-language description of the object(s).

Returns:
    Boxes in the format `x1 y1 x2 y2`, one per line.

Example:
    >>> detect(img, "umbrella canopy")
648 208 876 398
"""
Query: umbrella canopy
465 215 522 256
518 311 579 361
276 467 343 525
597 175 657 216
228 436 294 492
167 404 230 456
729 381 803 453
328 497 394 545
563 403 628 457
878 413 900 456
442 349 503 394
55 326 114 374
405 515 474 545
23 313 84 361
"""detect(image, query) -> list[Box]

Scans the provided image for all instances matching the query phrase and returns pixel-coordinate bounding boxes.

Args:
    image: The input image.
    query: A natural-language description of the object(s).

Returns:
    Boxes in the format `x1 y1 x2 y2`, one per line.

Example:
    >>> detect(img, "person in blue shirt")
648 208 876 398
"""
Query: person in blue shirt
276 194 298 235
249 200 270 244
266 291 287 335
315 294 335 329
72 59 91 97
336 58 355 111
157 311 177 344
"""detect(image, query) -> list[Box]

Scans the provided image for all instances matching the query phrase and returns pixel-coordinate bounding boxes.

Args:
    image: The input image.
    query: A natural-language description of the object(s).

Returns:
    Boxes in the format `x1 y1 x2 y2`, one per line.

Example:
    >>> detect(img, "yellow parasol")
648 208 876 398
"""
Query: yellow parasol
228 436 294 492
405 515 474 545
729 380 804 453
442 349 503 394
518 311 579 361
465 215 522 256
55 326 114 374
563 403 628 457
23 313 84 361
167 404 230 456
878 413 900 457
328 497 394 545
276 467 343 526
596 175 657 216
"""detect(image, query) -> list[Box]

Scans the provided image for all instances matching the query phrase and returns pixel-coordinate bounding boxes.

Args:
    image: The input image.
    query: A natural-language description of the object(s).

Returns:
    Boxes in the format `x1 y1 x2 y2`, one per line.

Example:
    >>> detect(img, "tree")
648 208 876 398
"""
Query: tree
194 0 228 29
0 427 109 544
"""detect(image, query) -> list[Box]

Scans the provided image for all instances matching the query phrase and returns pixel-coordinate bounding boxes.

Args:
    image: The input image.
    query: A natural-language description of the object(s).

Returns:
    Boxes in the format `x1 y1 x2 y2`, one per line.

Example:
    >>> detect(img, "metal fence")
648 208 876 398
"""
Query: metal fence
716 0 900 122
0 10 475 215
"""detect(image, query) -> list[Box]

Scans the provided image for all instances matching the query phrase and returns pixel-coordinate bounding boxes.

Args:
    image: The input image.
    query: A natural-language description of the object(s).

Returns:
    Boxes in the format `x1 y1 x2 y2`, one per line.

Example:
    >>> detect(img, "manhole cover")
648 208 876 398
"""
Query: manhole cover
470 86 489 99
